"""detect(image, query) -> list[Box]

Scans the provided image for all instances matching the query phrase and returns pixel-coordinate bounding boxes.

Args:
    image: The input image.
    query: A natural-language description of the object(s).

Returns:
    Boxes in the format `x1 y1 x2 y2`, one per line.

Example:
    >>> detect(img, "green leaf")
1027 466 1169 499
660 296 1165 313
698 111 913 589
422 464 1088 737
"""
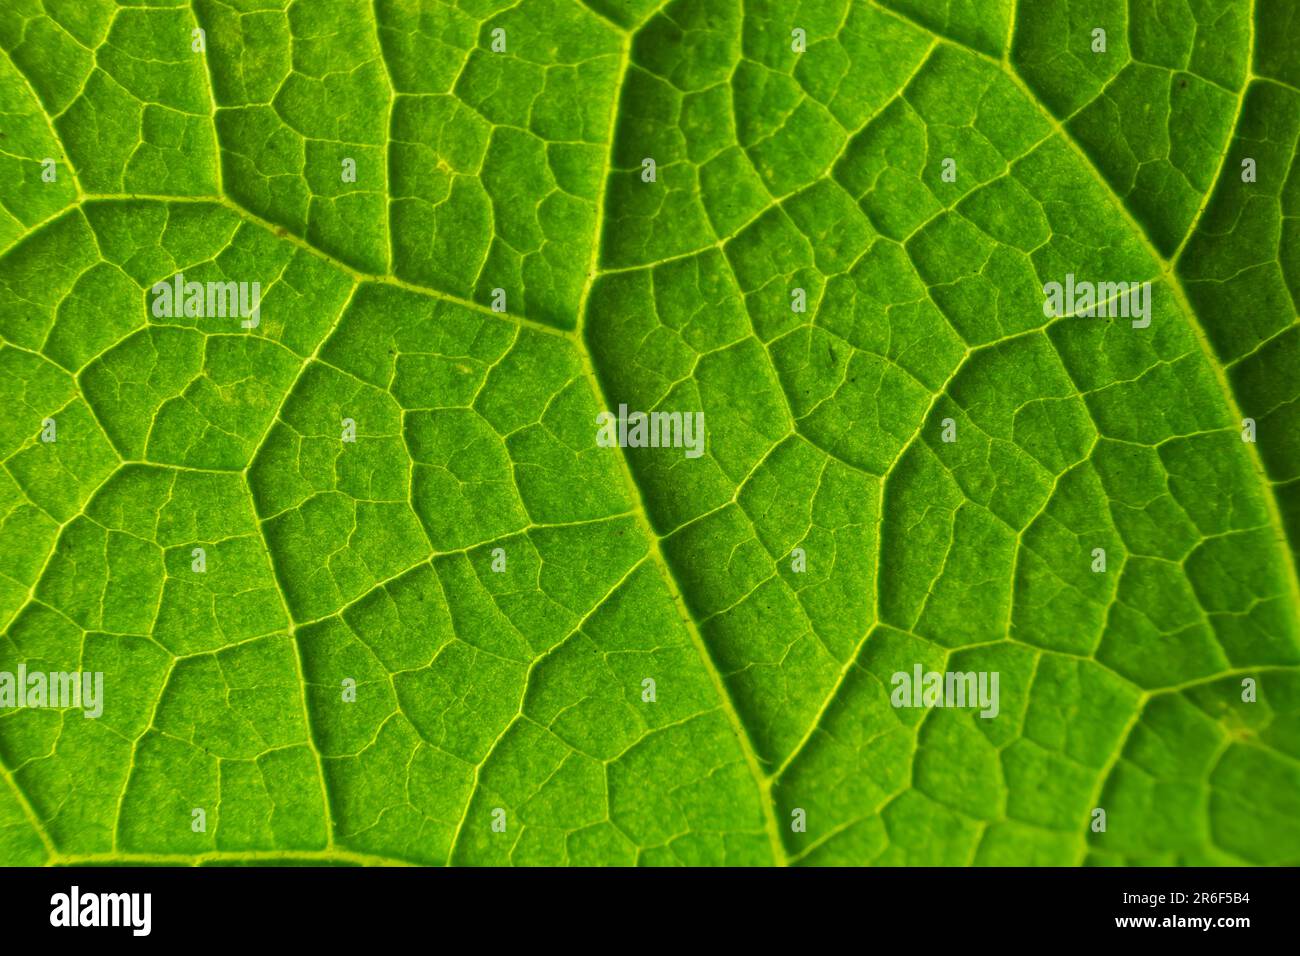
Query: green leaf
0 0 1296 866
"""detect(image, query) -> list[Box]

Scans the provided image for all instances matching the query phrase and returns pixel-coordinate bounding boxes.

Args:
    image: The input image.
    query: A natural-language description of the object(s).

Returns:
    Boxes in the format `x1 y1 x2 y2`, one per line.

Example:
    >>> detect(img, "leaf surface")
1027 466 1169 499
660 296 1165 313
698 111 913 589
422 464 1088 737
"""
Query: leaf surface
0 0 1296 866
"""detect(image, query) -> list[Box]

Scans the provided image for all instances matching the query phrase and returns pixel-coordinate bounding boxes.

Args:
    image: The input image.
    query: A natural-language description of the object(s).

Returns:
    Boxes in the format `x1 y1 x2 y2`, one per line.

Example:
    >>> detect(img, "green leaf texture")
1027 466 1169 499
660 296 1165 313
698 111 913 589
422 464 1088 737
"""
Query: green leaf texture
0 0 1297 866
